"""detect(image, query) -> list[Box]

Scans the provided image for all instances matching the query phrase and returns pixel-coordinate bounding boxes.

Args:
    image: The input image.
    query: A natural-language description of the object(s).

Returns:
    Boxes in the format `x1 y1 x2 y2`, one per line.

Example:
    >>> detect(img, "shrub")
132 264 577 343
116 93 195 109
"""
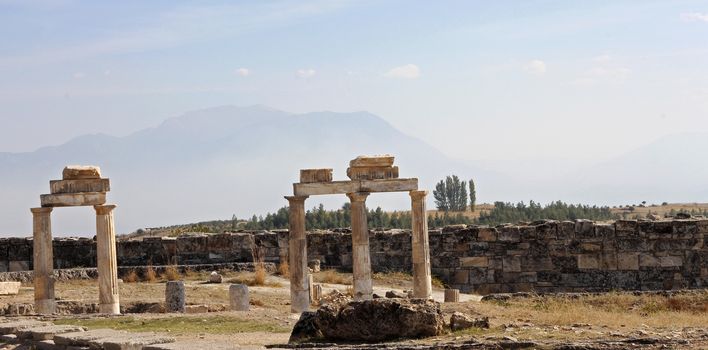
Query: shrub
145 265 157 283
315 269 351 285
251 244 267 286
163 265 181 281
278 261 290 278
123 270 139 283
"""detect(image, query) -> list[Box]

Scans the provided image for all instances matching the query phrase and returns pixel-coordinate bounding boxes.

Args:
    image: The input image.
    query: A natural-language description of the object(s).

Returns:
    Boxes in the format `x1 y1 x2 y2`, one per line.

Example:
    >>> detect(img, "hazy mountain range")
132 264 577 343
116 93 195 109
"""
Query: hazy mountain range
0 105 705 236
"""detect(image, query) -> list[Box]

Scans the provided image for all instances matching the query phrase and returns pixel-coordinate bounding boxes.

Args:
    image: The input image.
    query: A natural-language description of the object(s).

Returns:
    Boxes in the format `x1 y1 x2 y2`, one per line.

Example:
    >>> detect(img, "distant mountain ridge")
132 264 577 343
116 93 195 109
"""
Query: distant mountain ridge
0 105 486 236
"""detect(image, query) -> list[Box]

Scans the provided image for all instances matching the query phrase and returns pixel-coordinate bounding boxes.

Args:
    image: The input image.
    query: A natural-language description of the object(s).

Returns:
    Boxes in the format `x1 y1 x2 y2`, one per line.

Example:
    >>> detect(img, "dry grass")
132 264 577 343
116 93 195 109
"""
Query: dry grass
162 265 181 281
314 269 352 285
227 272 283 288
278 261 290 278
122 270 139 283
144 265 157 283
250 298 265 307
472 291 708 330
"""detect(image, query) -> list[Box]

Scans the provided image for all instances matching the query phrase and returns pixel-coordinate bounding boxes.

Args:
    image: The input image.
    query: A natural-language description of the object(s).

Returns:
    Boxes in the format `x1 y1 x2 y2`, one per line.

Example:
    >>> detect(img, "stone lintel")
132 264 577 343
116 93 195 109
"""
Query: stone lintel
50 178 110 194
299 168 333 183
40 192 106 207
349 155 394 167
62 165 101 180
294 178 418 196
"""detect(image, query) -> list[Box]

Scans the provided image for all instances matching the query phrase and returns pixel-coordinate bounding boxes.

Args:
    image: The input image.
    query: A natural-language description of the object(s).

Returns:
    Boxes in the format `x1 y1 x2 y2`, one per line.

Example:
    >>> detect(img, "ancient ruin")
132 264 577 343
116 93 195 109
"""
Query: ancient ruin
30 165 120 315
286 155 432 312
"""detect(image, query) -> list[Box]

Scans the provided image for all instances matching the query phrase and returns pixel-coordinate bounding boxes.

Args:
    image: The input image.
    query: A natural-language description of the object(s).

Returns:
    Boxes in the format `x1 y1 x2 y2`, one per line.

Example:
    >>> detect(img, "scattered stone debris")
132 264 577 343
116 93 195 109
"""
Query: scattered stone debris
318 290 350 306
384 290 408 299
289 298 445 343
449 312 489 331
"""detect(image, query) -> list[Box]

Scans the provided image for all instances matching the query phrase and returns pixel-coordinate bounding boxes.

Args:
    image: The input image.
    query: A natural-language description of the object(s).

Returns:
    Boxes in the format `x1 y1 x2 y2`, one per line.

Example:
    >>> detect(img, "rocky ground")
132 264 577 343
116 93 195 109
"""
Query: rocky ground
0 270 706 349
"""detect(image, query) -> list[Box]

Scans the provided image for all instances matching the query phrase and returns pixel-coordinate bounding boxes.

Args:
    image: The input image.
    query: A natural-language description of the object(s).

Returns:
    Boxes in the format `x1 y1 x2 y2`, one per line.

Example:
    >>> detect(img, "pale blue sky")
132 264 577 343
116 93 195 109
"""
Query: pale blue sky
1 0 708 162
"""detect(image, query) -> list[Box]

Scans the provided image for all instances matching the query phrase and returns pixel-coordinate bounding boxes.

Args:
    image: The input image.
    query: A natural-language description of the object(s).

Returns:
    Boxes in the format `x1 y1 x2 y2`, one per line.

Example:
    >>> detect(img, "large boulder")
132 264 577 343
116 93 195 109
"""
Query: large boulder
449 312 490 331
289 298 444 343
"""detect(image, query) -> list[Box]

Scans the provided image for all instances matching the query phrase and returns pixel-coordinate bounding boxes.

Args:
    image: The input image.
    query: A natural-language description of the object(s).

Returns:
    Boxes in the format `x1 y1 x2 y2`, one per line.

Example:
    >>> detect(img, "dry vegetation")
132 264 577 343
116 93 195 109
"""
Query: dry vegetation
314 269 352 285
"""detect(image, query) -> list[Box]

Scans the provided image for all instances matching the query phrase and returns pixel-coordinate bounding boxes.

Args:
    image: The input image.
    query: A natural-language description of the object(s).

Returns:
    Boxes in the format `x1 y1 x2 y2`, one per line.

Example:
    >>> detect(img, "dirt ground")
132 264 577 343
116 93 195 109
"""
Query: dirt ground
1 271 707 349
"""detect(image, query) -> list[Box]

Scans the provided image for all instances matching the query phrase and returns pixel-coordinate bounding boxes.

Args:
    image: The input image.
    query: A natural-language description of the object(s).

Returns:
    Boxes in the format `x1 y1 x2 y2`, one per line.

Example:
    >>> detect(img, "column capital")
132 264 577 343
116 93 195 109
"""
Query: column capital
94 204 117 215
409 190 428 200
31 207 53 215
285 195 308 204
347 192 370 202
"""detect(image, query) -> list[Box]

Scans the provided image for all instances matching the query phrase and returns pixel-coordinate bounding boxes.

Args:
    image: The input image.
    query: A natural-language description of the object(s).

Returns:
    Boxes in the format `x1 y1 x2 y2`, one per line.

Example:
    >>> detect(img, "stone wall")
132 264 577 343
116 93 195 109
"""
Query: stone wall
1 219 706 294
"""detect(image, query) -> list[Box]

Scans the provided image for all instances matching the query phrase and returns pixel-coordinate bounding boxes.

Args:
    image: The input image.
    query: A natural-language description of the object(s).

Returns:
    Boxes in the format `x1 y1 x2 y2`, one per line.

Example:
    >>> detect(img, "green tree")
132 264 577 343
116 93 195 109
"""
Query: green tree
469 179 476 212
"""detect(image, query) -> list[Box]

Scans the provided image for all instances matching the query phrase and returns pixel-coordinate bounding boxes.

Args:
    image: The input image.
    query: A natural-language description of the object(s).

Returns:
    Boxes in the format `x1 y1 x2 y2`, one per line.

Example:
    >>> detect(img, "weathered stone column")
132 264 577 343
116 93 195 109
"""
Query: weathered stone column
165 281 186 313
229 284 249 311
31 207 55 314
286 195 309 313
410 190 432 299
348 192 372 300
94 204 120 314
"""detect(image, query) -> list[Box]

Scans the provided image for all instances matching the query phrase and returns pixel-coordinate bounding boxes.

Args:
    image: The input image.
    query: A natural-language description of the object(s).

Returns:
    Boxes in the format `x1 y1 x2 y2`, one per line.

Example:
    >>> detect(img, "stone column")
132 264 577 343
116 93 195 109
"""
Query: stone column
286 195 309 313
410 190 432 299
229 284 249 311
31 207 55 314
166 281 186 313
348 192 372 300
444 289 460 303
94 205 120 314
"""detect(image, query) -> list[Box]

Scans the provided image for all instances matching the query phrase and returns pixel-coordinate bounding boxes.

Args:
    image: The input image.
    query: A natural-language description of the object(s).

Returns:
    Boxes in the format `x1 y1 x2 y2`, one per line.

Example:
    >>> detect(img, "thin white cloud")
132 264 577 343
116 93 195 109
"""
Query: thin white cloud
384 64 420 79
681 12 708 22
523 60 546 75
296 68 316 78
72 72 85 79
0 1 352 69
235 68 250 77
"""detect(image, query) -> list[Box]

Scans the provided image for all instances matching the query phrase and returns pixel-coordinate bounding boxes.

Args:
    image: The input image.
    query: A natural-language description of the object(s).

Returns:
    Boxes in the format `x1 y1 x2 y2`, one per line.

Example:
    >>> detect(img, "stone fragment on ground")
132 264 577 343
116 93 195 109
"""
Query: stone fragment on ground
208 271 223 283
384 290 408 299
0 320 51 334
88 332 175 350
16 324 86 341
53 328 127 347
449 312 489 331
144 340 241 349
289 298 445 343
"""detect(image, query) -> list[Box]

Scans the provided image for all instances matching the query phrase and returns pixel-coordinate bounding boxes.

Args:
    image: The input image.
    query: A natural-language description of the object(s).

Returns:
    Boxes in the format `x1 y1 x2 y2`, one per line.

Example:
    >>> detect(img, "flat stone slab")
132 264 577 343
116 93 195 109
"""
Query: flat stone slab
346 166 398 180
90 333 175 350
0 334 18 343
54 328 127 346
40 192 106 207
16 324 86 341
144 340 240 349
0 320 52 334
349 155 394 167
50 179 110 194
36 339 58 350
63 165 101 180
300 168 333 183
0 281 21 295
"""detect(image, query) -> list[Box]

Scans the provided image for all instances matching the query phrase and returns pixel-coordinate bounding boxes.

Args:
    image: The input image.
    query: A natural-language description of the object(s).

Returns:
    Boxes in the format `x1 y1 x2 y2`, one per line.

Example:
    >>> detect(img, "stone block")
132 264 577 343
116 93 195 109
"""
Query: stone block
453 270 468 284
659 256 683 267
165 281 185 313
229 284 249 311
639 254 660 267
347 166 399 180
50 178 110 194
601 252 618 270
349 155 394 167
477 228 497 241
300 169 333 183
502 256 521 272
8 260 29 271
185 305 209 314
580 242 602 252
498 227 520 242
62 165 101 179
615 220 638 235
460 256 488 268
520 256 553 271
577 255 599 269
40 192 106 207
575 220 595 238
617 253 639 270
0 282 21 295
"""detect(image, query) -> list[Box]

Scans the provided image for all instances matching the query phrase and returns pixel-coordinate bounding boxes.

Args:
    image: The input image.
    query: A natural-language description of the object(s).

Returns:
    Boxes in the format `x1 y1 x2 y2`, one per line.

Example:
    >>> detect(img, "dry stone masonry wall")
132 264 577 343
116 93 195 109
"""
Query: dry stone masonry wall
1 219 705 294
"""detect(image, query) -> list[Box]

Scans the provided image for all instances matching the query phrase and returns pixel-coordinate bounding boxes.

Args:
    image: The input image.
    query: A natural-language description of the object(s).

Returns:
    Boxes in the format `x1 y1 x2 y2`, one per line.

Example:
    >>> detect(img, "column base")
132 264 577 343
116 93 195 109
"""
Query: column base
99 302 120 314
35 299 56 314
291 290 310 313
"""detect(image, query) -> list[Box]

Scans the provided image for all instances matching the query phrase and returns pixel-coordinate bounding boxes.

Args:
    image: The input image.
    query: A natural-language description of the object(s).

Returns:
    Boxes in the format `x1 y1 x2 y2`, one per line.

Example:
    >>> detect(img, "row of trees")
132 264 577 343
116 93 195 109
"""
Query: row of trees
476 200 619 224
433 175 476 212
